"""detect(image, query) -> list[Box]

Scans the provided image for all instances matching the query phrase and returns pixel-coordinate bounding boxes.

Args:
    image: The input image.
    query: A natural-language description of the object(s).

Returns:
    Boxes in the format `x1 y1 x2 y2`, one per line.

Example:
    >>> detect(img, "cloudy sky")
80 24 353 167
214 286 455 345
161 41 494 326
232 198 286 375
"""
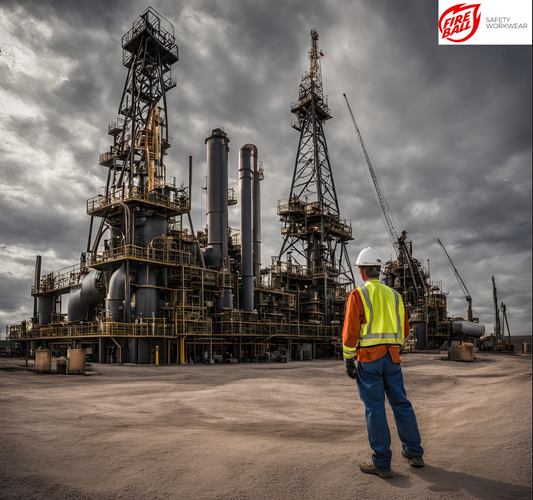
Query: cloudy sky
0 0 531 339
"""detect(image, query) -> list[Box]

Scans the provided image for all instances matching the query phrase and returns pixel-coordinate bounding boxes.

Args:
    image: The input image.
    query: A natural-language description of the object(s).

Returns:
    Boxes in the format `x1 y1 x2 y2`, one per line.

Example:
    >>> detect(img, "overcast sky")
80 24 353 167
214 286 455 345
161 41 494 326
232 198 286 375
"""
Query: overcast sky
0 0 531 340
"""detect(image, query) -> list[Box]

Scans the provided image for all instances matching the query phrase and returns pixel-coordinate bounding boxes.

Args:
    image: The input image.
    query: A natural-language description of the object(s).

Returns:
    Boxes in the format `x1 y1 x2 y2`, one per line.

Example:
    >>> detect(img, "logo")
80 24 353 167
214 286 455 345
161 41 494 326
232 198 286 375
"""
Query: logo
439 4 481 42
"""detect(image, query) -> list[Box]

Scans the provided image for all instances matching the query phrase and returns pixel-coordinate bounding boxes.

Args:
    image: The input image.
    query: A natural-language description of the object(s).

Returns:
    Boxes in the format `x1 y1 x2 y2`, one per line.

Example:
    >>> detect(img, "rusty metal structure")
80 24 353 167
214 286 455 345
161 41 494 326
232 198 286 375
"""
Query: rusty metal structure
7 16 353 363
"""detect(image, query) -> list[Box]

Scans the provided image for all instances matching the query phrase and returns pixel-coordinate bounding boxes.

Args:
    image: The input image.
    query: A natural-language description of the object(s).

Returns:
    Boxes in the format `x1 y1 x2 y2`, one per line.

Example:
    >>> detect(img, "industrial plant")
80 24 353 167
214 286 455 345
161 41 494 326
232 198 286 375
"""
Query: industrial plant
7 8 505 364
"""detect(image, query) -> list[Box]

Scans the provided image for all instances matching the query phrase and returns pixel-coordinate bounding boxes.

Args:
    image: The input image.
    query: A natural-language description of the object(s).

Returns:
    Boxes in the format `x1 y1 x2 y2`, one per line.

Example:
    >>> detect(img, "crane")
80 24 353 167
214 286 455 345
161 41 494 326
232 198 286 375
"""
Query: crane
437 238 472 322
343 93 427 300
500 302 514 351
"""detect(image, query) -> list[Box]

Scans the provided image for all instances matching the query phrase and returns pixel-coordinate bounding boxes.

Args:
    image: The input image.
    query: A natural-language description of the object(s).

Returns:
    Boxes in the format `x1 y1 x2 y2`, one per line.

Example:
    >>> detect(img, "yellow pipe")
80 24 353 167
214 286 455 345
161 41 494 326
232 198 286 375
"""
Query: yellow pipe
180 337 186 365
155 345 159 365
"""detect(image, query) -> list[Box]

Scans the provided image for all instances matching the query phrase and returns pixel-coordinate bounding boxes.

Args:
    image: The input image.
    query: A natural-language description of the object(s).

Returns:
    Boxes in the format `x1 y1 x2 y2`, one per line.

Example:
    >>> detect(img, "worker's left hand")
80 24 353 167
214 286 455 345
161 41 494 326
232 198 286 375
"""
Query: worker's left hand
344 357 357 380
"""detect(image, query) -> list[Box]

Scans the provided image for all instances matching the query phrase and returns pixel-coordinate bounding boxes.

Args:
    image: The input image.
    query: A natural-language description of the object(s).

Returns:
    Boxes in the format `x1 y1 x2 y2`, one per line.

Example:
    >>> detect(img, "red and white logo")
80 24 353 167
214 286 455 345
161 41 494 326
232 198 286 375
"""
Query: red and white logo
439 3 481 42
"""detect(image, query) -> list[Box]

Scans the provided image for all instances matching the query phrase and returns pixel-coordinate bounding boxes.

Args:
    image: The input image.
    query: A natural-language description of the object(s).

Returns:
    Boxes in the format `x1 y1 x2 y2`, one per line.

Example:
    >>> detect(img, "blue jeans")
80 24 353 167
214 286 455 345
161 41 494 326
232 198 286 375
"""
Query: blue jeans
356 351 423 471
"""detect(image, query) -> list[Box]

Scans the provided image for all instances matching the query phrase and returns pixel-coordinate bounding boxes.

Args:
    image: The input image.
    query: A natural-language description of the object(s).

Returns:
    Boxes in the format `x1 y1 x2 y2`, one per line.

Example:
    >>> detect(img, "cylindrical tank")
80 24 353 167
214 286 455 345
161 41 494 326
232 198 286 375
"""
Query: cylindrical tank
37 296 54 324
452 321 485 338
239 145 254 312
252 155 263 283
136 265 159 319
35 349 52 374
68 349 86 375
204 128 230 269
33 255 42 320
142 216 167 246
106 264 126 321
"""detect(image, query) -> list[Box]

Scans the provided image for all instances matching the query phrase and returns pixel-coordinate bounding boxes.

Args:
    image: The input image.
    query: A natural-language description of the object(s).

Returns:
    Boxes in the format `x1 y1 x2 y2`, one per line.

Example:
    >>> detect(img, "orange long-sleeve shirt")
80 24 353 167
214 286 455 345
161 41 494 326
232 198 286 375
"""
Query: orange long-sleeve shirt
342 284 409 363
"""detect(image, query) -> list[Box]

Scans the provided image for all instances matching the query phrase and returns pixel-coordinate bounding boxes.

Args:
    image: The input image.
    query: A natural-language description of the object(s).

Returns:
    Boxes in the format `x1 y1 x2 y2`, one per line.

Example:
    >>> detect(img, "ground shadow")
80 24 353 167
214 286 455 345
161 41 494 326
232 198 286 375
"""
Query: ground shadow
411 464 532 499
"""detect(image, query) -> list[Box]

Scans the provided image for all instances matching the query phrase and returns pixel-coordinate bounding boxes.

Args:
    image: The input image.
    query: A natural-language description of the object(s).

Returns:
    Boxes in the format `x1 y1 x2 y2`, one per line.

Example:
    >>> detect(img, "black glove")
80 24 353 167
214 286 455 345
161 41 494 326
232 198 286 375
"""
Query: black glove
344 357 357 380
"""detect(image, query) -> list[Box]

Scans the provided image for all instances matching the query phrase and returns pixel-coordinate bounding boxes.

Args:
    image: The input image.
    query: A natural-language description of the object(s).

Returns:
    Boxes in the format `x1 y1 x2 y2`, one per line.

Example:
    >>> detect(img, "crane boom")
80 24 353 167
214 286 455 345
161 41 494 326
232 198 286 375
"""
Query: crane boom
492 276 501 341
437 238 471 298
438 238 472 321
343 93 400 258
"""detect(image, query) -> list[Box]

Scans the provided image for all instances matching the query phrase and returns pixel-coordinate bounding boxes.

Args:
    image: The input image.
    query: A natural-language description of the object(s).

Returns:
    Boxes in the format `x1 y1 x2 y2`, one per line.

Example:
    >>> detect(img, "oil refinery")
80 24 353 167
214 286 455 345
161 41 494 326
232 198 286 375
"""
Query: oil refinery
6 7 505 364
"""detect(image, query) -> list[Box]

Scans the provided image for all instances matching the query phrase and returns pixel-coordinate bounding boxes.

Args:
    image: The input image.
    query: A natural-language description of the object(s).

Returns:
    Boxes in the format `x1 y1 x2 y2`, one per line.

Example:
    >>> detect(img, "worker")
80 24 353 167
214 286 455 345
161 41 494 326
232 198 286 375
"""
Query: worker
343 247 424 478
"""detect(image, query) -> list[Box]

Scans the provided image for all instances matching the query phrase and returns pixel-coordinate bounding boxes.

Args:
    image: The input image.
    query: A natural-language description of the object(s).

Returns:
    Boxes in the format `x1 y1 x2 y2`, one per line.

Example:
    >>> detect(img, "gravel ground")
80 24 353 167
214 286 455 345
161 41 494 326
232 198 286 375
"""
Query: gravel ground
0 352 531 500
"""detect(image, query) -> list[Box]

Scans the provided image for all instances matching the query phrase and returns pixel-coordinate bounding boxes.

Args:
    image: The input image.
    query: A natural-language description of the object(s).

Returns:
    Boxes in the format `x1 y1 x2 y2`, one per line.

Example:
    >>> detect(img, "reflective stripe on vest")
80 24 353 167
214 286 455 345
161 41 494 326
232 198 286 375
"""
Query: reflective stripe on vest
358 280 404 347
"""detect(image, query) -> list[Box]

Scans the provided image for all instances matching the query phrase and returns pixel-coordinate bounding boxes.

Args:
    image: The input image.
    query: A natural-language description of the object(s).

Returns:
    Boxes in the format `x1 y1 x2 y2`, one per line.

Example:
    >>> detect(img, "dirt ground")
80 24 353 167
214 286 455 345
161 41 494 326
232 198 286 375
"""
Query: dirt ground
0 352 531 500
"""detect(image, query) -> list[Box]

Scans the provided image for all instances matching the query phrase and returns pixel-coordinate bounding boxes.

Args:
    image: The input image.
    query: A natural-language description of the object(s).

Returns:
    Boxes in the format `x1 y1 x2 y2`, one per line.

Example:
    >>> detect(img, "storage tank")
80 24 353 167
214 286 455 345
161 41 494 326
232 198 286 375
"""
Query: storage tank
68 349 86 375
35 349 52 374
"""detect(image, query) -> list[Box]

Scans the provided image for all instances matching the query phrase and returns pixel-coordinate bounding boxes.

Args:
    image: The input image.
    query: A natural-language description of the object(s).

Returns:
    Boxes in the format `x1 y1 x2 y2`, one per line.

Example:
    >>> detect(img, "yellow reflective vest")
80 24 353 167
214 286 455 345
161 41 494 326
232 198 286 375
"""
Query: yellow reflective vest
357 279 405 348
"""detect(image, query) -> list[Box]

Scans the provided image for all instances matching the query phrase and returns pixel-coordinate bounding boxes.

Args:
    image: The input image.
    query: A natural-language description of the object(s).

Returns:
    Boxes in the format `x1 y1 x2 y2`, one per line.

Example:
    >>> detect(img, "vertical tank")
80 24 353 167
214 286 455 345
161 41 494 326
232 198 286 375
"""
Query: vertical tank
239 145 254 312
141 215 167 246
33 255 41 321
37 296 54 324
137 265 159 319
204 128 230 269
252 156 263 283
135 214 166 320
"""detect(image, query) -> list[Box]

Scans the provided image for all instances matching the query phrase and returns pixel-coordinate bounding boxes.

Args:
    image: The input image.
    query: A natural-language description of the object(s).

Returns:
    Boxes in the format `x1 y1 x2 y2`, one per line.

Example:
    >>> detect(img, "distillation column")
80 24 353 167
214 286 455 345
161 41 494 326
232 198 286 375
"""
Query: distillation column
240 145 254 312
204 129 230 269
252 154 263 284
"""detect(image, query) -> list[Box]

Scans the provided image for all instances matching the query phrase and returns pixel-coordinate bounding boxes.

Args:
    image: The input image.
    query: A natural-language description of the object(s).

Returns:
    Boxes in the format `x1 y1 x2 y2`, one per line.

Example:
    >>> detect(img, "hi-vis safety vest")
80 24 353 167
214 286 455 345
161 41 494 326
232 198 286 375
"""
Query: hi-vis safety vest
358 280 405 348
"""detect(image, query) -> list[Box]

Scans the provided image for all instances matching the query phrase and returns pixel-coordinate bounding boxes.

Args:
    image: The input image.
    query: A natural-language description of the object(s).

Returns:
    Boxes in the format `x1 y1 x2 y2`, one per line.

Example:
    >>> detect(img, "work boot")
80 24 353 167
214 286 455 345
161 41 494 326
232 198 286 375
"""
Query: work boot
359 460 393 478
402 450 425 467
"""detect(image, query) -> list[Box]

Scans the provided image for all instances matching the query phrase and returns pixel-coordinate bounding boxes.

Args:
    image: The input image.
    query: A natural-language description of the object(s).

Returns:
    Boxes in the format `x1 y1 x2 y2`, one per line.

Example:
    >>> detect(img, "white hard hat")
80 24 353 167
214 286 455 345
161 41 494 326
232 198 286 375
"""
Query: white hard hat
355 247 382 266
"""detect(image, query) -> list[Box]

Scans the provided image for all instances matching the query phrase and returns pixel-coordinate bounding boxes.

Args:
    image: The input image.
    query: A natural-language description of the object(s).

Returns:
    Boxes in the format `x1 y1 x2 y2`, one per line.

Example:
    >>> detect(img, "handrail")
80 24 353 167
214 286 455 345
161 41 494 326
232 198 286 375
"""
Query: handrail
87 186 189 214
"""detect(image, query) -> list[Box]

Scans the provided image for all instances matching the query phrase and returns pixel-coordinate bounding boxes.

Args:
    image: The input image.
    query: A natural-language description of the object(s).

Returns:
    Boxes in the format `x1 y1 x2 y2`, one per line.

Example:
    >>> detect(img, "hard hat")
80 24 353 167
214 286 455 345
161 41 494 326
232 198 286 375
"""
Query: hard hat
355 247 382 266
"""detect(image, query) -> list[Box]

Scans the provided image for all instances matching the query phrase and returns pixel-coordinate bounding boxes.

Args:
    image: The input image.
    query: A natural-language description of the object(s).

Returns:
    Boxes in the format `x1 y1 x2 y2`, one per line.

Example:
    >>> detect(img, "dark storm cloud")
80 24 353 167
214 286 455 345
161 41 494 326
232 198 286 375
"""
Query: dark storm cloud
0 0 530 337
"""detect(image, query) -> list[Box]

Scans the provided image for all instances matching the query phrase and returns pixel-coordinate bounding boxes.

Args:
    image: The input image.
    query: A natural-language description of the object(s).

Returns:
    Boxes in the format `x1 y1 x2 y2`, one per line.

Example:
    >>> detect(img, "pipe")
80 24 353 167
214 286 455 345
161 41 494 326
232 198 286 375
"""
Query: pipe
252 154 263 284
187 155 195 235
203 128 230 269
105 264 126 321
33 256 42 320
187 155 206 268
239 145 254 312
86 216 94 253
452 321 485 338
